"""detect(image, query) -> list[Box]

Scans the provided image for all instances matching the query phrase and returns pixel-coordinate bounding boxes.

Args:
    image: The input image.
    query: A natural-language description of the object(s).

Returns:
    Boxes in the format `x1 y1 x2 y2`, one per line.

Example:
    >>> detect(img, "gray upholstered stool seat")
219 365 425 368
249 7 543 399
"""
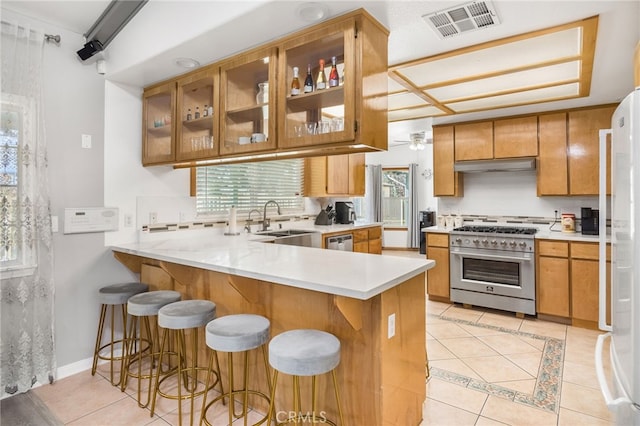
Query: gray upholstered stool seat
201 314 272 426
158 300 216 330
127 290 181 316
269 329 340 376
267 329 344 426
151 299 222 426
121 290 182 407
91 282 149 387
98 282 149 305
205 314 270 352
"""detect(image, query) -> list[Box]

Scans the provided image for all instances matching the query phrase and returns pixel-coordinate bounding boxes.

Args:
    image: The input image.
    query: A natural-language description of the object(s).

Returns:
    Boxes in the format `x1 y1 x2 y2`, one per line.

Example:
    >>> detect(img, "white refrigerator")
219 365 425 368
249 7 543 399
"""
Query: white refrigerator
596 87 640 425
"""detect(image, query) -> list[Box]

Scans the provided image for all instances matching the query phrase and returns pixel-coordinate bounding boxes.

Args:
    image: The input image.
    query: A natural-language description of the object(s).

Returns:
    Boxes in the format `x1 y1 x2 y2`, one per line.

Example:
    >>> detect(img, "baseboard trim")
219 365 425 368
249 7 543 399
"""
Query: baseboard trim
382 247 420 252
55 357 95 381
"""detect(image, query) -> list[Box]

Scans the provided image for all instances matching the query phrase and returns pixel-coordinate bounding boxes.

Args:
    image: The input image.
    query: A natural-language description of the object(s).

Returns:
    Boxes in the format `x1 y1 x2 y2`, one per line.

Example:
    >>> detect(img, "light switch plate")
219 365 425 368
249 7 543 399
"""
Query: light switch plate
388 313 396 339
81 134 92 149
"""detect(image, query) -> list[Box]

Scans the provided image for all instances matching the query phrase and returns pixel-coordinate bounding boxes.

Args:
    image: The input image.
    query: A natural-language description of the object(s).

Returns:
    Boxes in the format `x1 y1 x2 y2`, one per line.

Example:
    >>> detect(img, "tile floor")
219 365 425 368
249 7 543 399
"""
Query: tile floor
26 250 614 425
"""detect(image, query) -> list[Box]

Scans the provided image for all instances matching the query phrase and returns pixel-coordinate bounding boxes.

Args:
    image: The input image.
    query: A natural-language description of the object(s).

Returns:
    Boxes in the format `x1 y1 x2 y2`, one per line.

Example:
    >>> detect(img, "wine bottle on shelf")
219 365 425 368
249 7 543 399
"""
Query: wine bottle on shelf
186 108 192 121
329 56 339 87
316 59 327 90
303 63 314 93
195 106 200 119
290 66 301 96
203 105 209 117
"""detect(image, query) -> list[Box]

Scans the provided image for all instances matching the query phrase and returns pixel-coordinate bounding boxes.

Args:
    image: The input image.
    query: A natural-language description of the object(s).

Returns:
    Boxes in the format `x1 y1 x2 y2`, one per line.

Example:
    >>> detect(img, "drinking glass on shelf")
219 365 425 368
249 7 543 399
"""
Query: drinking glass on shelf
317 120 330 134
293 125 304 137
331 117 344 132
305 122 317 135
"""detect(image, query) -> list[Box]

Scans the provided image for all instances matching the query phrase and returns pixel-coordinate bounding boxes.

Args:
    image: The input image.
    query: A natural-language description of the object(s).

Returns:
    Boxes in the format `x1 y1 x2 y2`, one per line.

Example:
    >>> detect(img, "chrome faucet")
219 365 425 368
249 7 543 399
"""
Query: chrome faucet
244 209 262 233
262 200 281 231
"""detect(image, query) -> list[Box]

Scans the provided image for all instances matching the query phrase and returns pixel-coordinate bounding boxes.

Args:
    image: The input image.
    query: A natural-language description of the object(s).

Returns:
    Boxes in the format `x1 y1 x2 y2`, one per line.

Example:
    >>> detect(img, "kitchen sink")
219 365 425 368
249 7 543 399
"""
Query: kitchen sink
255 229 321 248
256 229 314 237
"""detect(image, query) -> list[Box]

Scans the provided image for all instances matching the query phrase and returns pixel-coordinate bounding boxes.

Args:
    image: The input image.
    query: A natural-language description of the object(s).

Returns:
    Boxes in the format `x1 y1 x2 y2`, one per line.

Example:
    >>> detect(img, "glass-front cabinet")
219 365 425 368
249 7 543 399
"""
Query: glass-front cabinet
142 81 176 165
219 47 278 156
176 68 218 161
278 20 355 149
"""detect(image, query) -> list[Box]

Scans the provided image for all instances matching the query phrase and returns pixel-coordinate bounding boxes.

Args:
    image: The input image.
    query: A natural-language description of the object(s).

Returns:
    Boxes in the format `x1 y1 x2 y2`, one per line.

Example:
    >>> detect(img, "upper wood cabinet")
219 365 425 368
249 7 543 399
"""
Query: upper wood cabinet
176 68 219 161
494 116 538 158
142 81 176 166
538 112 568 196
454 122 493 161
219 46 278 156
304 153 364 197
433 125 462 197
568 106 615 195
141 9 388 167
277 13 388 153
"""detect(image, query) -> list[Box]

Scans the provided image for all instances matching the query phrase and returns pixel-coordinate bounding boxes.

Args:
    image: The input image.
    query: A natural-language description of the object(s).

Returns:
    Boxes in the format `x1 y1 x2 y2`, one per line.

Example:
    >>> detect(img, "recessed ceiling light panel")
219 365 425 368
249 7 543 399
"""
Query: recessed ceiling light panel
175 57 200 69
423 1 501 39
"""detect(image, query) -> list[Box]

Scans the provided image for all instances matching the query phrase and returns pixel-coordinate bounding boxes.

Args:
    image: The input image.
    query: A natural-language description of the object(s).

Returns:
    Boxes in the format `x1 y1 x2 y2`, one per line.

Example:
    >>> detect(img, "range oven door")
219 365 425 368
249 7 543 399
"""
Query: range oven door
450 249 535 301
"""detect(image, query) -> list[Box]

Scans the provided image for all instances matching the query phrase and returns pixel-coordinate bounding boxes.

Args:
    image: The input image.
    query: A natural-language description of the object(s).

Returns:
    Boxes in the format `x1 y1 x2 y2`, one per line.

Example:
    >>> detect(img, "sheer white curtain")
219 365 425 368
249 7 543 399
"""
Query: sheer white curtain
406 163 420 248
1 20 55 396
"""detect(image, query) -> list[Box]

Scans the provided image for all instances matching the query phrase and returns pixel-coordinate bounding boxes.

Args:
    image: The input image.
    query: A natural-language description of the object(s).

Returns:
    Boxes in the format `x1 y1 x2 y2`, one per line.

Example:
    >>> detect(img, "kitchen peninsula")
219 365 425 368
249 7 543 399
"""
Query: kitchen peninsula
111 231 434 425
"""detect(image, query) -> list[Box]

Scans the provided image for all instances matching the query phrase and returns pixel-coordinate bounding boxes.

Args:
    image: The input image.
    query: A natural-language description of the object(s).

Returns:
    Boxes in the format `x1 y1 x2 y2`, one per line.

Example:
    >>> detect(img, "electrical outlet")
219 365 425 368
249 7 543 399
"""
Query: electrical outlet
124 214 133 228
149 212 158 224
387 313 396 339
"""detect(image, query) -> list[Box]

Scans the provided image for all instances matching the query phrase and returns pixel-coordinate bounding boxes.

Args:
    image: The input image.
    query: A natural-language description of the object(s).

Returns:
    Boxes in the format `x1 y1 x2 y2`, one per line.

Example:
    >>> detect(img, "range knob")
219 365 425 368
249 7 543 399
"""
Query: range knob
455 238 462 244
472 239 480 244
490 240 497 246
509 241 517 247
482 239 489 246
519 242 528 248
500 240 507 246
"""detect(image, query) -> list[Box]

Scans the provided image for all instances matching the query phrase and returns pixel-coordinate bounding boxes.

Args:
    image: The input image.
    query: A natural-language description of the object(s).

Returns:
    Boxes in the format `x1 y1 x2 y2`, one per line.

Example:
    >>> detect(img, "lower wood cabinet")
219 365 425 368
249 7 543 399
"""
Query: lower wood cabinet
536 239 611 328
426 233 450 300
536 240 570 317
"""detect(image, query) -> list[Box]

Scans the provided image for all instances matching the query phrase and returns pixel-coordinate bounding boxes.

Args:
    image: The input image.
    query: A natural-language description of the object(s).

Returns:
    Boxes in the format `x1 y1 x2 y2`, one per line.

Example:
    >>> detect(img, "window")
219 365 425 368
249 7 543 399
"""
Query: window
382 168 409 227
195 159 304 216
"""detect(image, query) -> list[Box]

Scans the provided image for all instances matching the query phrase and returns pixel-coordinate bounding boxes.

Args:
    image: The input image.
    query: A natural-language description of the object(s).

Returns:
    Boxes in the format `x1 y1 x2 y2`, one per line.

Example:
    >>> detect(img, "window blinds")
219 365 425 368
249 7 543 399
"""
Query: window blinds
195 159 304 216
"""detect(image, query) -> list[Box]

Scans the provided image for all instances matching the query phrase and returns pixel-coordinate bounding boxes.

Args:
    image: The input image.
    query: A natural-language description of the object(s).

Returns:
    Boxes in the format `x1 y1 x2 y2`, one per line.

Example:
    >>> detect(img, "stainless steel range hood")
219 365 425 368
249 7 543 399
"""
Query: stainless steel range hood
454 157 536 173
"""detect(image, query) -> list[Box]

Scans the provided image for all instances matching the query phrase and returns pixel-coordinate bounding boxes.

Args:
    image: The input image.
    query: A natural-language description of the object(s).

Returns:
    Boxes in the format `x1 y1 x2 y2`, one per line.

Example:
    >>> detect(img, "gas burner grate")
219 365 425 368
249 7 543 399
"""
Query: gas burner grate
453 225 538 235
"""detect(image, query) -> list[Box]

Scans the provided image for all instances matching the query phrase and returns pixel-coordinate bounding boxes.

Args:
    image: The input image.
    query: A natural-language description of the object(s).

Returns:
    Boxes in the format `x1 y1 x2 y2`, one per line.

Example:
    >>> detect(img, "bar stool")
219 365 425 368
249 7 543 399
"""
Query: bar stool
266 329 344 426
150 300 222 426
91 282 149 386
121 290 182 407
200 314 272 426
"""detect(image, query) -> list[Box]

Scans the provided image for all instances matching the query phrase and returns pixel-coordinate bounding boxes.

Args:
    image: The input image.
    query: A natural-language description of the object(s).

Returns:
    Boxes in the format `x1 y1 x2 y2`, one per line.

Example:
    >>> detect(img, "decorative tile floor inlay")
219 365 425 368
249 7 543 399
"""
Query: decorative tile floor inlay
430 315 564 413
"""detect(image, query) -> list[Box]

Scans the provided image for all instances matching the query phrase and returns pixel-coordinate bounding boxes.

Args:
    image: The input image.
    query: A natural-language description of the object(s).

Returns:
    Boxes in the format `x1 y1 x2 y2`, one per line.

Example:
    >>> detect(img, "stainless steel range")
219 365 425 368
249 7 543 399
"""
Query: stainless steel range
449 225 537 316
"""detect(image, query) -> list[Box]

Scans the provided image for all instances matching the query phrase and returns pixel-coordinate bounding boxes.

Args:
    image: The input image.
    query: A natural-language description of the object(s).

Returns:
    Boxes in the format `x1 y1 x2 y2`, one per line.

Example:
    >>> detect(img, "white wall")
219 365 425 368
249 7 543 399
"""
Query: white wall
438 171 600 219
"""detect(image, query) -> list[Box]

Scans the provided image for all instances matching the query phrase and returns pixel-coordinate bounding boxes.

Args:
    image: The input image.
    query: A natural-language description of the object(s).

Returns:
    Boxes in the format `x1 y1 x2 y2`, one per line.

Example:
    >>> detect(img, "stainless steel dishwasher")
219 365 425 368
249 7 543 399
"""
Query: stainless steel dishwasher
326 234 353 251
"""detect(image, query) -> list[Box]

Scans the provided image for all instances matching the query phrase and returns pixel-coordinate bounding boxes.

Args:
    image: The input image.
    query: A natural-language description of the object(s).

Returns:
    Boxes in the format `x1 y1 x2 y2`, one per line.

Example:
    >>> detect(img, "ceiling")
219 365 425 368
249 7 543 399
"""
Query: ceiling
3 0 639 127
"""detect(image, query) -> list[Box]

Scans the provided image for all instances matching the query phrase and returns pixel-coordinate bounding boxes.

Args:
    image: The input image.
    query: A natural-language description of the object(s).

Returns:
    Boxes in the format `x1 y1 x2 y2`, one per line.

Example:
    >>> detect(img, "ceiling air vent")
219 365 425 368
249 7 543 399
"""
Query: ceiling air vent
423 1 501 39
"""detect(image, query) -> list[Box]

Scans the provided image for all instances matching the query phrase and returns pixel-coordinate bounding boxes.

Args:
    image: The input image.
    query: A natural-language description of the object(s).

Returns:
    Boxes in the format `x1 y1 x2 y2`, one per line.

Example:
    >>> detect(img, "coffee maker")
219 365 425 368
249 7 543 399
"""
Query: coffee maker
335 201 356 224
581 207 599 235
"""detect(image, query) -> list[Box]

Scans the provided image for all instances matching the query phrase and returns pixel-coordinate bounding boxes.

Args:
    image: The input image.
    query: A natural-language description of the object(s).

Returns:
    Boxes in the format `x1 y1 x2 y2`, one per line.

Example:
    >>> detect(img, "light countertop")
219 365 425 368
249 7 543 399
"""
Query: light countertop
112 223 433 300
422 225 610 243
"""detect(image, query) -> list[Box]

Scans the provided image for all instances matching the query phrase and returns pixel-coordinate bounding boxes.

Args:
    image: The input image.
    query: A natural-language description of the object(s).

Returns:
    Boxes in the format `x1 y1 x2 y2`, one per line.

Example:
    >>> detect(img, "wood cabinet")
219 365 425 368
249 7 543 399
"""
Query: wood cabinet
536 239 611 329
304 153 364 197
536 240 570 317
142 81 176 165
454 122 493 161
141 9 388 167
537 112 568 195
494 116 538 158
432 125 462 197
426 233 450 300
219 46 278 156
176 68 219 161
568 106 616 195
277 13 388 153
570 242 611 327
367 226 382 254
